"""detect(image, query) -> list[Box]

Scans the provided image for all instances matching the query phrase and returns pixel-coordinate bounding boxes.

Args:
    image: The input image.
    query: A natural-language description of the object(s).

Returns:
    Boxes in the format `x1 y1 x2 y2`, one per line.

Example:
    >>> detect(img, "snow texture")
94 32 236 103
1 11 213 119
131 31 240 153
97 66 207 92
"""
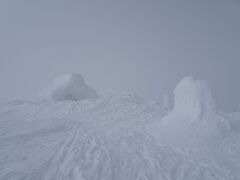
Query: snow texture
0 76 240 180
39 73 98 102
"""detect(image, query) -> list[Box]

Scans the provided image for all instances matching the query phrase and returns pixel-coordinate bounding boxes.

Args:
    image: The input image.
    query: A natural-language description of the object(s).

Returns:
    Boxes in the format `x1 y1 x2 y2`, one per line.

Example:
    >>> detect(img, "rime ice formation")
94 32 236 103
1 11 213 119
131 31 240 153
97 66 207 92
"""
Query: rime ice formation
159 77 230 147
39 73 98 101
173 76 216 118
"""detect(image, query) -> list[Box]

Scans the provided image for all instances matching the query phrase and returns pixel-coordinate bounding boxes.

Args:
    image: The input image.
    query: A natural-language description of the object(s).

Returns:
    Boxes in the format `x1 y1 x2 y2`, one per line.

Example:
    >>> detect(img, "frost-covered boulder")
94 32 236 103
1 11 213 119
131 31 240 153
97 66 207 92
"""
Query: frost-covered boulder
159 77 230 148
39 73 98 101
173 76 216 119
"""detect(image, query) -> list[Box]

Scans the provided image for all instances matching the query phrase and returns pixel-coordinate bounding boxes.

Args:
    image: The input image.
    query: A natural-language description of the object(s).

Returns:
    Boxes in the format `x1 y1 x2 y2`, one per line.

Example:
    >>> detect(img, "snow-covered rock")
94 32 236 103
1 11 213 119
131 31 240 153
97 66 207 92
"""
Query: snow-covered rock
173 76 216 118
159 77 230 148
39 73 98 102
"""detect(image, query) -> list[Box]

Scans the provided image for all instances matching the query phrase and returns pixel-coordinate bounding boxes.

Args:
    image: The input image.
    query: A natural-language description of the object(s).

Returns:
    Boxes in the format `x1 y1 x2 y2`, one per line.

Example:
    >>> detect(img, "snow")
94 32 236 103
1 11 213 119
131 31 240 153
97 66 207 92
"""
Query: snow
39 73 98 101
156 77 230 148
173 76 216 117
1 76 240 180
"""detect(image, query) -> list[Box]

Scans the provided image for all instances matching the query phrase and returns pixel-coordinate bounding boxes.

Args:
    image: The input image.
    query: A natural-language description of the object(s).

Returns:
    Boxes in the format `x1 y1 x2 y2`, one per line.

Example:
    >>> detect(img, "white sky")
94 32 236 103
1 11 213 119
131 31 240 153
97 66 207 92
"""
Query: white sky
0 0 240 111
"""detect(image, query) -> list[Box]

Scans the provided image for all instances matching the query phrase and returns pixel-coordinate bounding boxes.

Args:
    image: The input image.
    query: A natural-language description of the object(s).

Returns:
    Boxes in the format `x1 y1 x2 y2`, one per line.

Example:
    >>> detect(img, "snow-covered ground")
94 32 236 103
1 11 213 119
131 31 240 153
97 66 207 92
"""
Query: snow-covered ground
1 75 240 180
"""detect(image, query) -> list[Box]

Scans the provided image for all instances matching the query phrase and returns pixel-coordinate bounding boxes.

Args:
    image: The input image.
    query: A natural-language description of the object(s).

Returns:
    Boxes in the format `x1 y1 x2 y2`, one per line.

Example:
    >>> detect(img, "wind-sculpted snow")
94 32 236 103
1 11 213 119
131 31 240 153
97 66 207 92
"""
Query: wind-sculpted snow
39 73 98 102
0 92 239 180
156 77 230 149
174 77 217 117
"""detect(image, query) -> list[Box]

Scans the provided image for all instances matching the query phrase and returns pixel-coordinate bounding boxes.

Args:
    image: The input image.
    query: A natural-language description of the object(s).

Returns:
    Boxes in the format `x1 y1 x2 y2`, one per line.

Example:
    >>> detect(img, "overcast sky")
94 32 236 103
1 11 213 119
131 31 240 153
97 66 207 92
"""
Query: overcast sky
0 0 240 111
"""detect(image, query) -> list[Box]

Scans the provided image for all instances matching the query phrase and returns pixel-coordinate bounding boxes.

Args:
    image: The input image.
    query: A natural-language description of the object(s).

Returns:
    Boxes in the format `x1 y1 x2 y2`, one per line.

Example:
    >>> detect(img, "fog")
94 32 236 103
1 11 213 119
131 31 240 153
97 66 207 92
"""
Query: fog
0 0 240 111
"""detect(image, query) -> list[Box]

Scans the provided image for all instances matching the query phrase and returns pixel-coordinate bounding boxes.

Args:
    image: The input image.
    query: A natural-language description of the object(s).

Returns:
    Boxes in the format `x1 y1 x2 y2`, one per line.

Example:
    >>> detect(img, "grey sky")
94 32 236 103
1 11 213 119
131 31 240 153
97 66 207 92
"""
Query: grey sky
0 0 240 111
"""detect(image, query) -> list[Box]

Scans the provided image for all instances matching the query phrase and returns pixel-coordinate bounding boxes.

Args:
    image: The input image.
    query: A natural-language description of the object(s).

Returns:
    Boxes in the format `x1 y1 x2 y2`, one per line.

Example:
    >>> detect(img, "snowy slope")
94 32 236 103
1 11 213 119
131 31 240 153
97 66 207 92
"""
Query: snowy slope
0 92 239 180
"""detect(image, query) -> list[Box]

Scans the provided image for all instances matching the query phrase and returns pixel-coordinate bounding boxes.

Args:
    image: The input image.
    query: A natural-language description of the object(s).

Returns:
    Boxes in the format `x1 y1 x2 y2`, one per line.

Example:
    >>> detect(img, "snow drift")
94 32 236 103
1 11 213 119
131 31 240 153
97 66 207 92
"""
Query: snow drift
39 73 98 101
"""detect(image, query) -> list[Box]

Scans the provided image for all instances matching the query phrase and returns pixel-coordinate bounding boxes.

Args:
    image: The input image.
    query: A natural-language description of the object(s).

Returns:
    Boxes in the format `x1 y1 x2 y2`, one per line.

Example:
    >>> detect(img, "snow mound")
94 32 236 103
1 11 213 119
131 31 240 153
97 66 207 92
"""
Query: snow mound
159 77 230 148
174 76 216 118
39 73 98 101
